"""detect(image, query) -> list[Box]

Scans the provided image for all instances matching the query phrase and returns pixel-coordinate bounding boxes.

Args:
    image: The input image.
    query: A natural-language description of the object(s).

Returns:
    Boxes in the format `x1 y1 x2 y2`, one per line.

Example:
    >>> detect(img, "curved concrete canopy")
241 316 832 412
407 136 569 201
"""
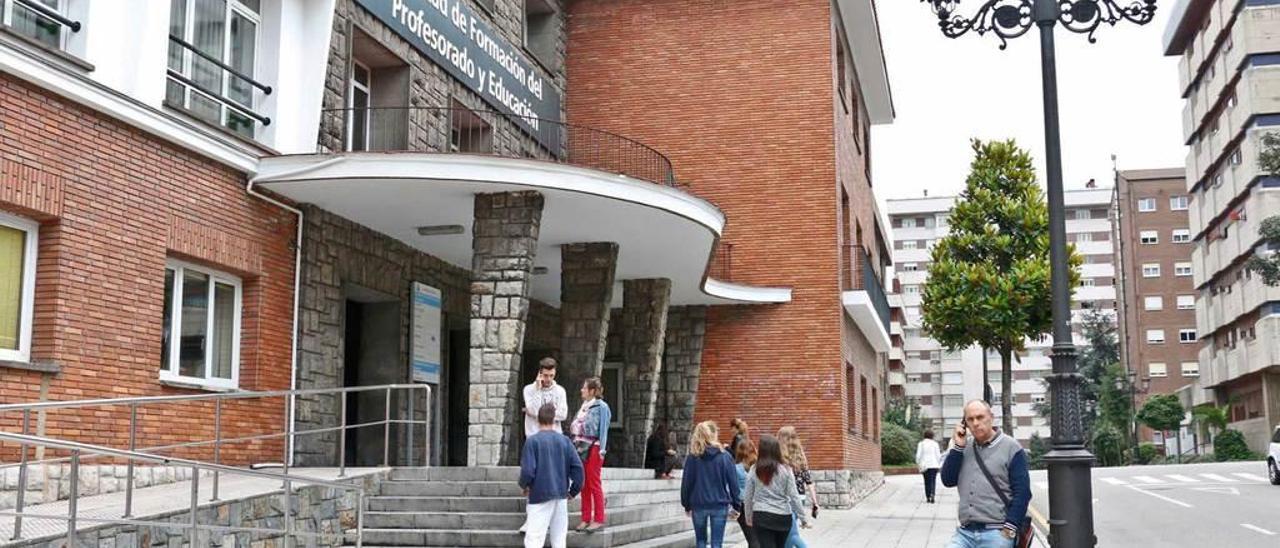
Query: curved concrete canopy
253 153 791 306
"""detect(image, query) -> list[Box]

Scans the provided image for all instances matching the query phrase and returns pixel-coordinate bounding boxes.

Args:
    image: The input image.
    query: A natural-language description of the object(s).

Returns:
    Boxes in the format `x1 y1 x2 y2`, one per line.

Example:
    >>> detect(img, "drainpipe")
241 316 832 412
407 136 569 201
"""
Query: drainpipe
245 156 343 466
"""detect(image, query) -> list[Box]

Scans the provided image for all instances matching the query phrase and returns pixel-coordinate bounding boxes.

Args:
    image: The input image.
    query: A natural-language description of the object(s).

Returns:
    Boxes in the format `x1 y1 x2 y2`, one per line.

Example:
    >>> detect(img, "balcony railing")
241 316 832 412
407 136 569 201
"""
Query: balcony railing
323 106 677 187
165 35 274 135
851 244 891 333
4 0 80 49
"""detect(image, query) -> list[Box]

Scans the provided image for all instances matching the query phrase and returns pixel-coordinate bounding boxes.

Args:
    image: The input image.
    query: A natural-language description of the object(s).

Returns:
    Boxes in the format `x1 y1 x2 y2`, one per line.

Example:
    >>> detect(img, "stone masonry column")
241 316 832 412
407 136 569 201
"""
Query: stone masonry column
468 191 543 466
621 279 672 467
560 242 619 413
660 305 708 455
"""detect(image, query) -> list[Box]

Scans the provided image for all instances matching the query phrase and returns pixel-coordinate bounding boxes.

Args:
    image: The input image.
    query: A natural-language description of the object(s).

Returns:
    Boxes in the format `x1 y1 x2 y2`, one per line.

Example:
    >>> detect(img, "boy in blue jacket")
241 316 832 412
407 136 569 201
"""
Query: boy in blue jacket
520 403 584 548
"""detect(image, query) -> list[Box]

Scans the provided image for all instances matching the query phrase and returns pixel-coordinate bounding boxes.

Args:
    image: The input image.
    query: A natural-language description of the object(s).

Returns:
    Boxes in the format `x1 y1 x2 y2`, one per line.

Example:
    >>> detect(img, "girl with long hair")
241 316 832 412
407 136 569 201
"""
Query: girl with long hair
680 421 741 548
729 418 750 458
734 439 760 547
777 426 817 548
743 435 809 548
570 377 611 532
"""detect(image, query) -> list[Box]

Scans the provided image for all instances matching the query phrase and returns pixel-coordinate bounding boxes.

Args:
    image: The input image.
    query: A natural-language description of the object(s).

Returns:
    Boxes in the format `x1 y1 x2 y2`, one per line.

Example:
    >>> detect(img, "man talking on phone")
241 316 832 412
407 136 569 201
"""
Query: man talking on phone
939 400 1032 548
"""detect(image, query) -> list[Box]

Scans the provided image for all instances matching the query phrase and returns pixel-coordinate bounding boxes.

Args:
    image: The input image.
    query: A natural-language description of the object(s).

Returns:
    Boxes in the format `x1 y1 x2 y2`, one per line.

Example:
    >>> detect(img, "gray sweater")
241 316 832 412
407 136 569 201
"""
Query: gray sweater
939 432 1031 529
743 464 808 524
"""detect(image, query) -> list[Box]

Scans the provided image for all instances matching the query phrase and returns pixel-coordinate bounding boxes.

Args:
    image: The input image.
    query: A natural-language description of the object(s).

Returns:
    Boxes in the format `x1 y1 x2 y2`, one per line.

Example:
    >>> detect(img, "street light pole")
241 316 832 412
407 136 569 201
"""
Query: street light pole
919 1 1157 546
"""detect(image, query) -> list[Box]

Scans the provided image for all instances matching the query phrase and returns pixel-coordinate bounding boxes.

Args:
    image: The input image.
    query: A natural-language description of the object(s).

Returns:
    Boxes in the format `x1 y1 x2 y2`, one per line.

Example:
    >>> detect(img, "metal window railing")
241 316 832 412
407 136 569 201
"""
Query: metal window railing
323 106 677 187
846 244 890 333
166 35 273 127
8 0 81 32
0 383 431 544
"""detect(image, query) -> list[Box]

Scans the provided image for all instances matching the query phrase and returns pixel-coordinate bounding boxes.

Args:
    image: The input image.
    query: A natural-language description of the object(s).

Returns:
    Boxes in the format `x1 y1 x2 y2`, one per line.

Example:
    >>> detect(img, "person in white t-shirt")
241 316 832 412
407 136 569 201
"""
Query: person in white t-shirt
916 429 943 503
523 357 569 440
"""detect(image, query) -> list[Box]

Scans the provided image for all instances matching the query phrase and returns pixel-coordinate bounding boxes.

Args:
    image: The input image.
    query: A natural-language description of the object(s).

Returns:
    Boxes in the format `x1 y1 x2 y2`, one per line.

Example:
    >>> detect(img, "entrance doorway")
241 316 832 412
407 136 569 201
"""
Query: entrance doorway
342 288 401 467
446 328 470 466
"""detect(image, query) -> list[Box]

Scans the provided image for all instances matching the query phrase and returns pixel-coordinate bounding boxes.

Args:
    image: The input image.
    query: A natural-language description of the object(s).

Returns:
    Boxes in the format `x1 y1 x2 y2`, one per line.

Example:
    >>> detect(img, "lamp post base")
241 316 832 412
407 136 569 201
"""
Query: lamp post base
1045 448 1097 548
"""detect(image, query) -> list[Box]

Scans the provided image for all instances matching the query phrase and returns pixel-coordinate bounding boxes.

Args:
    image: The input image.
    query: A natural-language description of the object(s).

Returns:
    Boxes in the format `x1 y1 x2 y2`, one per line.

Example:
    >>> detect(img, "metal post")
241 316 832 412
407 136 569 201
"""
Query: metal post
338 392 348 477
383 388 391 467
67 450 80 545
124 404 136 518
423 387 431 469
355 490 364 548
283 478 293 548
407 389 415 466
189 464 200 545
12 409 30 540
212 398 222 501
282 395 292 488
1034 1 1096 546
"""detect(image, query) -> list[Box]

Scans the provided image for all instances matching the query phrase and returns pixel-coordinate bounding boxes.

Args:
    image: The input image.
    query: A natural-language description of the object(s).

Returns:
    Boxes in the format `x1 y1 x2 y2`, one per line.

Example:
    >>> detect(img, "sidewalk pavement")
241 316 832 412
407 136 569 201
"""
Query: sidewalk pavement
728 473 975 548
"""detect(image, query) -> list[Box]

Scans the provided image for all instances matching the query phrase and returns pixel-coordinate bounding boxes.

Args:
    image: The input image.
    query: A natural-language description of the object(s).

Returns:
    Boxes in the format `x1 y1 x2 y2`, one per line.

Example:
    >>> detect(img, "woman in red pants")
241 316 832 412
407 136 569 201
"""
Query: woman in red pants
570 377 612 532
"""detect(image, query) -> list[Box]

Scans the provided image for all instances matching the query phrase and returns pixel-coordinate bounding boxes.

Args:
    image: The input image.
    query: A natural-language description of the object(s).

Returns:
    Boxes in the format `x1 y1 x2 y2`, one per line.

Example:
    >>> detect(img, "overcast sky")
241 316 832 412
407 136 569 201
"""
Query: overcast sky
871 1 1186 203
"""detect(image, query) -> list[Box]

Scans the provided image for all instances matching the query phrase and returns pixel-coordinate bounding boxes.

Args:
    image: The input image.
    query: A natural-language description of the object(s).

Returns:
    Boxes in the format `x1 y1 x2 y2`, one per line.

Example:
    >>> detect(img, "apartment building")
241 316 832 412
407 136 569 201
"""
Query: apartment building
887 186 1116 443
1164 0 1280 452
0 0 897 507
1113 168 1200 445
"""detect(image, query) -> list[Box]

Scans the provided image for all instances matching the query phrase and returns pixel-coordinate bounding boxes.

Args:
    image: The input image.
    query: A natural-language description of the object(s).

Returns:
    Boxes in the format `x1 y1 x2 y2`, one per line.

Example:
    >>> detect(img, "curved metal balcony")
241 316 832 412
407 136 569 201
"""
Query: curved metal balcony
321 106 676 186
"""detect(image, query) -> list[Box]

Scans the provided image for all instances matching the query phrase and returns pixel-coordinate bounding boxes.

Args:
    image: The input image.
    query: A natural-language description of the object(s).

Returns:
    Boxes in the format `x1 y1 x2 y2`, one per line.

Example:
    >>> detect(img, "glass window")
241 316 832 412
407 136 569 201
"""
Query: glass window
1144 296 1163 311
346 61 371 152
1146 330 1165 344
1175 263 1193 277
160 260 241 388
902 240 918 250
1149 362 1168 377
1142 264 1161 278
1077 232 1092 243
166 0 262 138
601 363 624 427
1170 196 1189 210
1179 329 1197 343
1138 198 1156 212
901 217 916 229
1177 295 1195 310
1074 209 1090 221
4 0 64 49
1140 230 1158 245
1181 362 1199 377
942 372 963 385
1172 229 1191 243
0 214 38 362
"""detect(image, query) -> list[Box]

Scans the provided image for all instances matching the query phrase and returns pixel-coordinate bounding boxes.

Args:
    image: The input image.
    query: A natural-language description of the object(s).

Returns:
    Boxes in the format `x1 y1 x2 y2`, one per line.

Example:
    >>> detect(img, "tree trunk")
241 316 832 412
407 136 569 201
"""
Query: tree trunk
1001 346 1014 435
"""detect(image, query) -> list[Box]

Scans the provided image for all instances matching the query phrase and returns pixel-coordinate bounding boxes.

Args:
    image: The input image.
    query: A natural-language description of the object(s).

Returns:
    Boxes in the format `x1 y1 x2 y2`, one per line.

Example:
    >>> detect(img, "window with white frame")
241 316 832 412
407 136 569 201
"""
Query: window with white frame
600 362 624 427
1181 362 1199 376
905 285 920 294
1138 198 1157 212
1081 278 1096 287
1032 394 1046 404
1172 229 1191 243
1179 328 1197 343
901 217 917 229
1144 296 1163 311
942 372 963 385
1077 232 1093 243
1148 362 1168 377
1146 329 1165 344
1170 195 1189 211
1074 209 1091 221
3 0 67 50
902 240 918 250
1140 230 1159 245
1175 262 1193 277
166 0 264 138
906 374 922 384
0 213 38 363
1142 263 1161 278
160 260 242 389
1177 295 1195 310
902 263 919 272
346 60 371 152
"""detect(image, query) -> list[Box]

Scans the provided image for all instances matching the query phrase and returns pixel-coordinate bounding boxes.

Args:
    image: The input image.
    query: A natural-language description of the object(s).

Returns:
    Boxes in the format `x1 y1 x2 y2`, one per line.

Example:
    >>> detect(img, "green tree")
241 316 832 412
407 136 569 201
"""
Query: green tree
1077 311 1119 417
1097 362 1134 444
922 139 1080 433
880 423 917 466
1191 403 1230 447
1247 133 1280 284
1091 423 1126 467
1137 394 1186 463
883 398 925 435
1212 429 1255 461
1027 433 1048 470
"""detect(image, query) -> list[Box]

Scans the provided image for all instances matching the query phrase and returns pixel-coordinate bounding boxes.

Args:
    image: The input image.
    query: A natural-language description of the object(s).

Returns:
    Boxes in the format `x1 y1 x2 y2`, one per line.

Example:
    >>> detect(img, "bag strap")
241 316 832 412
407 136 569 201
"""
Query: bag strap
971 440 1012 508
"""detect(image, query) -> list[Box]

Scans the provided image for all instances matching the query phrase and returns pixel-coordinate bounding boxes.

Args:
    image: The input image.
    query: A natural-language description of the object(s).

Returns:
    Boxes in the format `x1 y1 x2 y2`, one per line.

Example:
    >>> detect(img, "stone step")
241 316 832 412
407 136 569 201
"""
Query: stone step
379 478 684 497
615 528 746 548
367 489 682 513
349 515 695 547
362 503 685 530
389 466 665 482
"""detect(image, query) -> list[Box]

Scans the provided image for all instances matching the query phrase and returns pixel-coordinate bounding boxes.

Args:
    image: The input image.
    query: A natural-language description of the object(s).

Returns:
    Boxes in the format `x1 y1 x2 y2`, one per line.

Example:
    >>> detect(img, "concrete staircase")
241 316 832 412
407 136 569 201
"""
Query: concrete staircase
345 466 743 547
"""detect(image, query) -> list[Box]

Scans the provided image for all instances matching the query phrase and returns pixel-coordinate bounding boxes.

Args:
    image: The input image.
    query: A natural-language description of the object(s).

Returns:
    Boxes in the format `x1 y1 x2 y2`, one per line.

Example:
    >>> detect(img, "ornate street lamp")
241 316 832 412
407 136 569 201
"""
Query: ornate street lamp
918 1 1158 547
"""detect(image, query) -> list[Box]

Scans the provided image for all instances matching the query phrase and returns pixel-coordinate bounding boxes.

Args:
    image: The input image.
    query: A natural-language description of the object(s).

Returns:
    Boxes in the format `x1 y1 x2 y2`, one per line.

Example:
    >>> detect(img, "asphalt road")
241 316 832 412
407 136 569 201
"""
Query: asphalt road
1028 461 1279 547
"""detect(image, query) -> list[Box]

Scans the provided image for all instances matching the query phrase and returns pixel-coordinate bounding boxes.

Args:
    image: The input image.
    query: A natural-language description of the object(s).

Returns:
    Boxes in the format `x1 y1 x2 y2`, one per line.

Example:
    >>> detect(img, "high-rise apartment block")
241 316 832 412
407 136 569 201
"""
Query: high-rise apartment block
1164 0 1280 452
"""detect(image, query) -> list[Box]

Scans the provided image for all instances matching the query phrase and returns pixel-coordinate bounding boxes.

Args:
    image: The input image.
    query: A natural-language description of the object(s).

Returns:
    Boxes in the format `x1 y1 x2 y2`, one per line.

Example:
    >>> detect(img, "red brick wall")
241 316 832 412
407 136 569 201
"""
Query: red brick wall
566 0 883 470
0 73 296 464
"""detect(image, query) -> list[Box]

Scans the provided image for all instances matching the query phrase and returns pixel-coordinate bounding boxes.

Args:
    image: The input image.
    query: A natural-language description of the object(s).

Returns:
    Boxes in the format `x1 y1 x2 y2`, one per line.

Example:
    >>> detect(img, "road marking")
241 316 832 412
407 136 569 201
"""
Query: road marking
1165 474 1199 483
1232 472 1269 483
1241 524 1276 536
1035 481 1048 490
1198 473 1236 482
1133 475 1162 484
1099 477 1128 485
1126 485 1193 508
1190 487 1239 495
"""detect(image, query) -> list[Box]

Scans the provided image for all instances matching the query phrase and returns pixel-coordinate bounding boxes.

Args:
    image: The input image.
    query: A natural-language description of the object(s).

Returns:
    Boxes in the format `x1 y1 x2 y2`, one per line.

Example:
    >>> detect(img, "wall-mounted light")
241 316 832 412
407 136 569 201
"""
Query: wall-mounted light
416 224 465 236
532 267 549 275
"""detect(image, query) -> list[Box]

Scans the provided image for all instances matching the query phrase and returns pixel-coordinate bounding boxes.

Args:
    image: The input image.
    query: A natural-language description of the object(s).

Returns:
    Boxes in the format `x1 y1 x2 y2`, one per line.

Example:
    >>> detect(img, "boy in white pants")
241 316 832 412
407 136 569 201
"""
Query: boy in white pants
519 403 584 548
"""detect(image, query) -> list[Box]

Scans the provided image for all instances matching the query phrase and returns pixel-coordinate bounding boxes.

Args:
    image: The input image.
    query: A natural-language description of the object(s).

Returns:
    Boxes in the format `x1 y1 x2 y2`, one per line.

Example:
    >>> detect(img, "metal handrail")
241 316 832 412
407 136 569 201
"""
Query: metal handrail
168 35 272 94
12 0 81 32
1 383 431 543
323 106 677 186
0 431 366 546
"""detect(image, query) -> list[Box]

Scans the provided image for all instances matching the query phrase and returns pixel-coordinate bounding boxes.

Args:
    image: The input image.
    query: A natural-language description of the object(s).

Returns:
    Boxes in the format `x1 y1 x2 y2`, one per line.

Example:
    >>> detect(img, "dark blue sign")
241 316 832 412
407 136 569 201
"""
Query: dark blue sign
356 0 563 152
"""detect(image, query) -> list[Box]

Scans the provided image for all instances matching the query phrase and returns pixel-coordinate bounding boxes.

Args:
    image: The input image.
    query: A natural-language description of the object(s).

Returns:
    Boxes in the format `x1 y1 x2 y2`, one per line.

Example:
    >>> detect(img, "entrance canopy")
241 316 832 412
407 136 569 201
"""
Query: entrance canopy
254 153 790 306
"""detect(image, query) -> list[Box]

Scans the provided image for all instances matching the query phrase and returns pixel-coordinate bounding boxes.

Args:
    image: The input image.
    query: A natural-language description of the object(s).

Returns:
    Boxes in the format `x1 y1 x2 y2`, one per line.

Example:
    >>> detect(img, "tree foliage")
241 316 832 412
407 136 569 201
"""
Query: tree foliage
1137 394 1185 432
1027 433 1048 470
1192 403 1230 445
922 139 1081 432
883 398 926 436
1096 362 1134 440
1248 132 1280 285
1212 429 1255 461
880 423 917 466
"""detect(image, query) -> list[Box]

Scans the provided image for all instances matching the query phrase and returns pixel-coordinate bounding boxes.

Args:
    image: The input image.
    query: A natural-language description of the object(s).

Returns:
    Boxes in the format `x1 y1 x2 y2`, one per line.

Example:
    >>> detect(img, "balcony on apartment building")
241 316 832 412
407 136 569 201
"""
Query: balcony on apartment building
841 244 891 352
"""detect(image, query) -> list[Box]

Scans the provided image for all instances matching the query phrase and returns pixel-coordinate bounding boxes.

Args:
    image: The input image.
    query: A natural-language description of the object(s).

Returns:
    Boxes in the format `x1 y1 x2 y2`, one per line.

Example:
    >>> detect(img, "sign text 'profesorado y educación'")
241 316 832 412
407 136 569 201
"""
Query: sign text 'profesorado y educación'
356 0 563 153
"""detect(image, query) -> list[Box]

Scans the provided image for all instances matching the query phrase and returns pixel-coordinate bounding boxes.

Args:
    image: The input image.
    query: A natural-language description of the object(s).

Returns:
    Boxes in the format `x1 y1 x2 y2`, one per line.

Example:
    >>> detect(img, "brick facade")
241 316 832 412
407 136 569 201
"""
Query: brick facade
0 73 296 464
566 0 887 474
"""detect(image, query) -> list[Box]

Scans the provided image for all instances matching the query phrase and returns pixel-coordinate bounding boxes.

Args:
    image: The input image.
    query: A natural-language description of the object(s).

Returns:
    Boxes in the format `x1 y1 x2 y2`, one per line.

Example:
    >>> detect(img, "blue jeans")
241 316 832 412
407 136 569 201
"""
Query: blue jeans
691 507 728 548
946 528 1015 548
784 513 807 548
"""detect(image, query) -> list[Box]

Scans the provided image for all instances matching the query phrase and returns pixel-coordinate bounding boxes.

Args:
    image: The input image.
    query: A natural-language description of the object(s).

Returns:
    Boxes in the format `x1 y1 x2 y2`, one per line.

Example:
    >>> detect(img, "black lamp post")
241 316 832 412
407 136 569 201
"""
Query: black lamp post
918 1 1158 547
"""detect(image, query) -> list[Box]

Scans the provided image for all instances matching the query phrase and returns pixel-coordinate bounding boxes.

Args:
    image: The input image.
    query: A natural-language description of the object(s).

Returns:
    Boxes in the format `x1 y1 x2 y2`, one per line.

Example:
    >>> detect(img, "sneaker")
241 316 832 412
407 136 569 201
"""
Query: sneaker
518 523 527 533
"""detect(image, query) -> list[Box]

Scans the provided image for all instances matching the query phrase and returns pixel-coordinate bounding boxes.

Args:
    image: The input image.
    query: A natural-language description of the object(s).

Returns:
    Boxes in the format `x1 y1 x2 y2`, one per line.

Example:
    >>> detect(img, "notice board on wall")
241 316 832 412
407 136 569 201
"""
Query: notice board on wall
411 282 442 384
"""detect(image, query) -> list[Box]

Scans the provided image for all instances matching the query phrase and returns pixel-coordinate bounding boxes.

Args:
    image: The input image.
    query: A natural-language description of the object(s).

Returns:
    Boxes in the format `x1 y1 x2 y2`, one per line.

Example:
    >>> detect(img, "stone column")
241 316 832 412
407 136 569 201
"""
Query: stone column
560 242 619 412
660 305 708 455
621 279 672 467
468 191 543 466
